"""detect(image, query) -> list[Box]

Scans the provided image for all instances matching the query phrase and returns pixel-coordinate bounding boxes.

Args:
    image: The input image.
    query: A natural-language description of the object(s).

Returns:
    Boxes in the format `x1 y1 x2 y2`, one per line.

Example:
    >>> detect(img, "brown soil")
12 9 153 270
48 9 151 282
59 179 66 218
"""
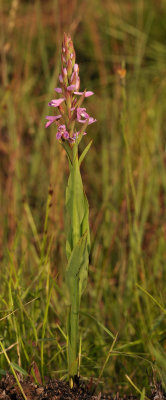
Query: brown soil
0 374 166 400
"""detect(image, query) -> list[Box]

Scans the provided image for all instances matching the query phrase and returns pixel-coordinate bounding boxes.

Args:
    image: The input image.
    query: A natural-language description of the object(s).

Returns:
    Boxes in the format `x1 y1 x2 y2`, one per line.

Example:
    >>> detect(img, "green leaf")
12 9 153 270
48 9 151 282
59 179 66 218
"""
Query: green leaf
78 140 93 167
66 232 89 379
65 145 91 381
10 362 28 376
66 232 89 300
66 238 72 260
66 154 90 256
81 191 90 254
62 142 72 166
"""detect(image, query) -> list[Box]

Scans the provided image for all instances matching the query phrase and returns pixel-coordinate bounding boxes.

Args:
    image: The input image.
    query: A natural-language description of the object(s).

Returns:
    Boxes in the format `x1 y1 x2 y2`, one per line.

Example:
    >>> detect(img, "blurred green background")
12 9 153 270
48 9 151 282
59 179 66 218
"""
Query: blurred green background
1 0 166 393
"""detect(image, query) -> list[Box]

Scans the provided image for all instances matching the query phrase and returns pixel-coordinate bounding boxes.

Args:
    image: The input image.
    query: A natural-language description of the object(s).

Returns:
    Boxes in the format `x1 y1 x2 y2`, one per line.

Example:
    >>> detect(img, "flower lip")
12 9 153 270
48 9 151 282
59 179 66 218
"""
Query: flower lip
54 85 79 93
74 91 94 97
56 124 69 141
87 117 96 124
48 98 65 107
77 108 89 123
56 131 62 140
59 74 63 83
45 115 62 128
67 85 76 91
53 89 94 97
54 88 63 93
77 130 87 136
77 107 96 125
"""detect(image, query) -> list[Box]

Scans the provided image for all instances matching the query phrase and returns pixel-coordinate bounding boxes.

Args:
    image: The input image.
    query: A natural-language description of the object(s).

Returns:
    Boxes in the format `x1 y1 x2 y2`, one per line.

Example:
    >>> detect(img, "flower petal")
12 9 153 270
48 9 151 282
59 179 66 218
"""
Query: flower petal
48 98 65 107
85 91 94 97
63 131 69 139
56 124 69 141
73 64 79 72
77 107 91 123
59 74 63 83
67 85 76 91
88 117 97 124
45 115 62 128
76 131 87 136
56 131 62 139
74 91 94 97
54 88 63 93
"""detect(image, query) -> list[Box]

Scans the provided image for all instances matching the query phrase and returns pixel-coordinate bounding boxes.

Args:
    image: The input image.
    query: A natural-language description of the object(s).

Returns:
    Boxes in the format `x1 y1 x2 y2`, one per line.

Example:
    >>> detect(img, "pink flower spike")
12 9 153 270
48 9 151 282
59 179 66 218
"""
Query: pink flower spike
48 98 65 107
45 115 62 128
54 88 63 93
74 91 94 97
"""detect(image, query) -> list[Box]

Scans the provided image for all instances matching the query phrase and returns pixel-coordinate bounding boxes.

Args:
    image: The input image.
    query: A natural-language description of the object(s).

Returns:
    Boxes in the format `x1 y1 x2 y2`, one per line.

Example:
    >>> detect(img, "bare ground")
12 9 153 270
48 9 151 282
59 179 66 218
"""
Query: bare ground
0 374 166 400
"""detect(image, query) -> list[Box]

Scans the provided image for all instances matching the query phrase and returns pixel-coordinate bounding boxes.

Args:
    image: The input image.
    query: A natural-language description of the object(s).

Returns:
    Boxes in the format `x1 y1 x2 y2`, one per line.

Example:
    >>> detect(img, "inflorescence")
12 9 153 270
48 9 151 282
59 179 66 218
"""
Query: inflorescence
45 33 96 144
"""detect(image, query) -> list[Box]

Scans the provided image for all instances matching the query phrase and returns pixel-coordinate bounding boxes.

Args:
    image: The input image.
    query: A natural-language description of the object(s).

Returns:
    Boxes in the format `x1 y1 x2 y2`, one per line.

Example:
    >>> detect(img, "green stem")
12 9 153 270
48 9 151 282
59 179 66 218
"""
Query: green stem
68 143 80 385
66 140 90 386
68 280 79 386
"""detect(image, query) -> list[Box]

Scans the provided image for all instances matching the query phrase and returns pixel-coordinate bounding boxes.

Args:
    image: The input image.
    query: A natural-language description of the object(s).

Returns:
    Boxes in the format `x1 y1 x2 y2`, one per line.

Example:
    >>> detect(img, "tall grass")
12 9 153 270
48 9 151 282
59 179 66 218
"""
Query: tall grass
0 0 166 393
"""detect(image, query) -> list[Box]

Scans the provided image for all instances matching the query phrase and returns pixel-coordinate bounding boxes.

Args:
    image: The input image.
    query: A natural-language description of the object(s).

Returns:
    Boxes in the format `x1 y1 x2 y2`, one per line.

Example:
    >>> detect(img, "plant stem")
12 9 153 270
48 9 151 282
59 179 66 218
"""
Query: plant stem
68 144 80 385
68 280 79 387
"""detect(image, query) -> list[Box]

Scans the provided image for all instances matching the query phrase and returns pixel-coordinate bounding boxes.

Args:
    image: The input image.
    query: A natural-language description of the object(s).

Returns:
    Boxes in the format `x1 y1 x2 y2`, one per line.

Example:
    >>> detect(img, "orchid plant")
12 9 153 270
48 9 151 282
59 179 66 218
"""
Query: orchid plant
46 33 96 388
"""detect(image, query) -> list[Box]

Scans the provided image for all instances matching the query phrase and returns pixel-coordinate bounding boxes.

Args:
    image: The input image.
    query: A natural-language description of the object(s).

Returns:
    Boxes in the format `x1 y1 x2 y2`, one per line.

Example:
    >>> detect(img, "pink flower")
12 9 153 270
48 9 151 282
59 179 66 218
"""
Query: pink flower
77 108 89 123
77 108 96 124
56 125 69 140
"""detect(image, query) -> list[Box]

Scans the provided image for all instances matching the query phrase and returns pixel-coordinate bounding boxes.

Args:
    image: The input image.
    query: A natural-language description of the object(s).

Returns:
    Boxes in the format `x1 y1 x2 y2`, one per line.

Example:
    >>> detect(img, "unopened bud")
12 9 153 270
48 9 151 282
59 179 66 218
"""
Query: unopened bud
59 74 63 83
74 64 79 73
70 50 76 68
62 67 68 85
65 90 72 109
67 59 73 77
63 32 68 49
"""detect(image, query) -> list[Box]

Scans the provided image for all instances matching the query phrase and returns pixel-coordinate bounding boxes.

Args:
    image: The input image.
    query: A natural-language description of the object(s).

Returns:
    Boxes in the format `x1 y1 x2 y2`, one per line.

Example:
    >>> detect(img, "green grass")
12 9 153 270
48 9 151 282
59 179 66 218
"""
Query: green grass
0 0 166 394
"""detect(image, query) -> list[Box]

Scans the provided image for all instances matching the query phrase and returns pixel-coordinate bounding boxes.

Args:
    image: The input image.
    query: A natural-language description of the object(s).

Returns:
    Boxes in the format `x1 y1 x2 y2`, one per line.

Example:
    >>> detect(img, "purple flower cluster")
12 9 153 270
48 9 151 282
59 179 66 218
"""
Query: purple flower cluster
45 33 96 144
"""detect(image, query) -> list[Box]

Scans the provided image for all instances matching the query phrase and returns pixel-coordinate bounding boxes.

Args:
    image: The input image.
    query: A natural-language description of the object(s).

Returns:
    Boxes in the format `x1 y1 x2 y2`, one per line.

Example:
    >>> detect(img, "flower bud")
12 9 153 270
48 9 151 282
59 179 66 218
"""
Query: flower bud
70 50 76 68
62 67 68 86
67 59 73 78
